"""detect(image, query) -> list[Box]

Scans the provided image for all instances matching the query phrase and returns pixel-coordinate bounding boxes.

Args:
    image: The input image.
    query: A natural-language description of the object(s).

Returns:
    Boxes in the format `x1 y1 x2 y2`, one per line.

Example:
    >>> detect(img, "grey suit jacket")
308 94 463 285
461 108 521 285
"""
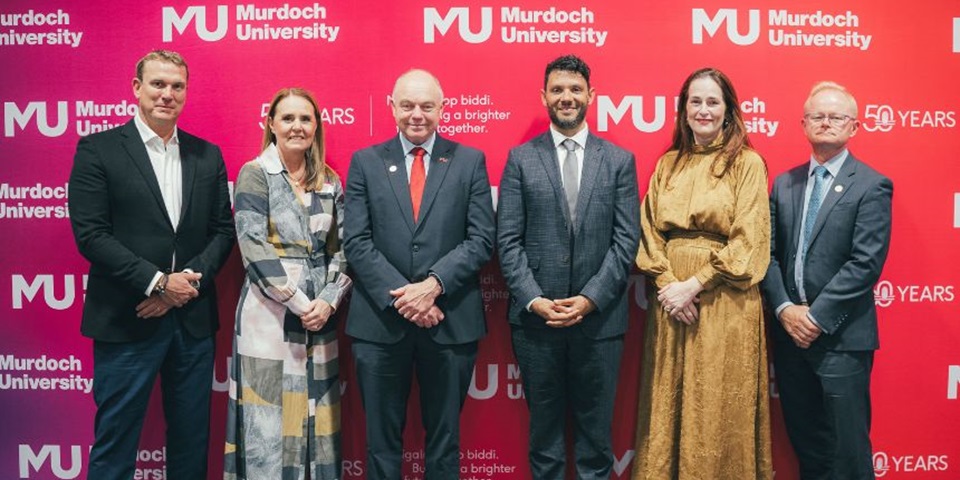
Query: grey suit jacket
343 134 495 345
497 131 640 340
761 153 893 351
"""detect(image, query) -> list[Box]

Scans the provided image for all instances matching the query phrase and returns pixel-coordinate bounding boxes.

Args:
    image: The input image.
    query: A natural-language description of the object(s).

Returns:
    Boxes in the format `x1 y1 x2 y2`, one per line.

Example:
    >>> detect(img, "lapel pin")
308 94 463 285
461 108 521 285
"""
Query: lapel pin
389 165 398 173
438 156 449 164
834 185 844 193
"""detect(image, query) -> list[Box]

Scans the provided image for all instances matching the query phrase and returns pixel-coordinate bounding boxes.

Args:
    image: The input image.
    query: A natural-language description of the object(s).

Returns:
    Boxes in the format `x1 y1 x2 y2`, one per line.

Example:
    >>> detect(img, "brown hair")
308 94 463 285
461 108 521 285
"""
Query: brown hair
261 88 337 191
136 50 189 81
668 67 754 178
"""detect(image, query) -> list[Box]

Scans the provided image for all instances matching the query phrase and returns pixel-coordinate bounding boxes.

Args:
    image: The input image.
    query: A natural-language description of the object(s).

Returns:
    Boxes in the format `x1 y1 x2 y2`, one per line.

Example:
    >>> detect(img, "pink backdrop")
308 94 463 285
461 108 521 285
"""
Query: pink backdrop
2 1 959 478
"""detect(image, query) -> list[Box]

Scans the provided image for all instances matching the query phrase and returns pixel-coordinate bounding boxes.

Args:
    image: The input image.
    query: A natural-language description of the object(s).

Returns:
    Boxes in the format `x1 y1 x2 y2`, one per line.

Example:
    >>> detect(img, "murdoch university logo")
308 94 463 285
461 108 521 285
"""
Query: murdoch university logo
423 7 493 44
596 95 669 133
692 8 761 45
19 445 83 479
162 5 229 42
3 101 69 138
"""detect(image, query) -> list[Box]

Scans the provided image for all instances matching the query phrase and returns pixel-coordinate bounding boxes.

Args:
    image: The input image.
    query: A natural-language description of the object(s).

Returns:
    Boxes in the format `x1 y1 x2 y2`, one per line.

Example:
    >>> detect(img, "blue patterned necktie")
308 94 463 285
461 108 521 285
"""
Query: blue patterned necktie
803 166 829 255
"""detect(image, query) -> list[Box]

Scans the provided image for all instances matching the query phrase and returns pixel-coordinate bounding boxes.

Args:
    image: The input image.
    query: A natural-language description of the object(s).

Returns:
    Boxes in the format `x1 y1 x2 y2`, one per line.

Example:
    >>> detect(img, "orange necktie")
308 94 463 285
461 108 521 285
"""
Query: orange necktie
410 147 426 221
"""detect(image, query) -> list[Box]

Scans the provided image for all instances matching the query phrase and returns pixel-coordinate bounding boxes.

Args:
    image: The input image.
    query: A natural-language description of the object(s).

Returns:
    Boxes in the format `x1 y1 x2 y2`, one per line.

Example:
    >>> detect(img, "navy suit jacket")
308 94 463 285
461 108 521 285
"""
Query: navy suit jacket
343 134 495 345
497 131 640 340
68 120 235 342
761 153 893 351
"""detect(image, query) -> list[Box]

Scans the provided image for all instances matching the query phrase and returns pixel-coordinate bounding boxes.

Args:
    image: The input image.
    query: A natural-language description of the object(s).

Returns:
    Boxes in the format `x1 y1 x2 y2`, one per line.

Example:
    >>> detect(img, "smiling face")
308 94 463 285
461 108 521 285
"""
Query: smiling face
391 70 443 145
541 70 595 136
685 76 726 146
133 60 187 138
268 94 317 157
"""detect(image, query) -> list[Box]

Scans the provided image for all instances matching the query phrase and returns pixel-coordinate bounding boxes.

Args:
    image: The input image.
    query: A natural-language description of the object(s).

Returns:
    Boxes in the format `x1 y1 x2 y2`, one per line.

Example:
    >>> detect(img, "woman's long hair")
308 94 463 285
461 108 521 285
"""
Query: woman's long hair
262 87 337 190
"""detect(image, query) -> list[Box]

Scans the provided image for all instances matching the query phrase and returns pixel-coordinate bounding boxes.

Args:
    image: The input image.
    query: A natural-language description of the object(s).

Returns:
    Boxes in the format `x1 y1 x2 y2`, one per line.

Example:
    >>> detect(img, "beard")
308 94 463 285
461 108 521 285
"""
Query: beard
548 103 587 131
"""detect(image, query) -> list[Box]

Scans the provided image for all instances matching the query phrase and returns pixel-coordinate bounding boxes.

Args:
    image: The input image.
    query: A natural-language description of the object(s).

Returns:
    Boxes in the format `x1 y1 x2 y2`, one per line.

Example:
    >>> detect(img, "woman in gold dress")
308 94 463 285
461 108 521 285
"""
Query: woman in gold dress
633 68 773 480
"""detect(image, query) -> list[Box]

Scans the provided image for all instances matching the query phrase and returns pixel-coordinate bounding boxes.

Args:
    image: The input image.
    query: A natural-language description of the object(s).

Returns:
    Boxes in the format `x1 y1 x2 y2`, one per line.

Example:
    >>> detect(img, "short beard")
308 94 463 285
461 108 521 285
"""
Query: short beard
548 104 587 131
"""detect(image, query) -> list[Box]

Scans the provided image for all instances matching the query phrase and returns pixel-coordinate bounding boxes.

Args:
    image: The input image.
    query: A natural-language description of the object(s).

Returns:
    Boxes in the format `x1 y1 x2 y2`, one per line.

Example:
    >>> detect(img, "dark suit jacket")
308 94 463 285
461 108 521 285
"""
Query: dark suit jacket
69 120 235 342
343 135 495 345
497 131 640 340
761 153 893 351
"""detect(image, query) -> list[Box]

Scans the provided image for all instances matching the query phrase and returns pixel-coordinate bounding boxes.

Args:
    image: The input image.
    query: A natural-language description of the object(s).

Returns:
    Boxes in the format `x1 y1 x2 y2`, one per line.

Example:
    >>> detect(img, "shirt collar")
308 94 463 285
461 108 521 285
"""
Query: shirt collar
399 132 437 157
133 112 178 147
549 124 589 150
808 148 848 179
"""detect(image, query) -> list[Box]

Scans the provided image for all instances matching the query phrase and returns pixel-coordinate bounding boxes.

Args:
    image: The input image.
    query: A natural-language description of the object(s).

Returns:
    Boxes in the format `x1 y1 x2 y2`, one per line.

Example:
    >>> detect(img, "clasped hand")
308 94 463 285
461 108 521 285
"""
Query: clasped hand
301 299 334 331
658 277 703 325
778 304 821 349
136 271 202 319
390 277 444 328
531 295 596 328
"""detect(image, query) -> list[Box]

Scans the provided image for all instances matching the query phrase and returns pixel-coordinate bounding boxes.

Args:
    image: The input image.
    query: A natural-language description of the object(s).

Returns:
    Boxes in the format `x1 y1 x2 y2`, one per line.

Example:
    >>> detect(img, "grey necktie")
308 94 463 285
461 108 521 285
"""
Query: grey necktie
561 138 579 225
802 165 829 255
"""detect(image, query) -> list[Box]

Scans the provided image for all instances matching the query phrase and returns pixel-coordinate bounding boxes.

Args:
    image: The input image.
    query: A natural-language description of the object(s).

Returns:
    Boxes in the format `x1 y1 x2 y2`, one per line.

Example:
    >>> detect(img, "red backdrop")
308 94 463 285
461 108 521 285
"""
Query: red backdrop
2 1 959 478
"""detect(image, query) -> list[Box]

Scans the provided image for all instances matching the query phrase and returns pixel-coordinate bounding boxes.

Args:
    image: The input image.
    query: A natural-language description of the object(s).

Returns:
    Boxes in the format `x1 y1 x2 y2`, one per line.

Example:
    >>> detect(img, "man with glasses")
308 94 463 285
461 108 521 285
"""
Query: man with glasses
762 81 893 479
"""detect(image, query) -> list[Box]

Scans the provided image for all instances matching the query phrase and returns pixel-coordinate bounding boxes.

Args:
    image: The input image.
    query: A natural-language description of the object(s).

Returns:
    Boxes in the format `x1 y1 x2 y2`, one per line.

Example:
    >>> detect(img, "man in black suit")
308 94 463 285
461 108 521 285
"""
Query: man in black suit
343 69 495 480
497 55 640 479
68 50 235 480
762 81 893 480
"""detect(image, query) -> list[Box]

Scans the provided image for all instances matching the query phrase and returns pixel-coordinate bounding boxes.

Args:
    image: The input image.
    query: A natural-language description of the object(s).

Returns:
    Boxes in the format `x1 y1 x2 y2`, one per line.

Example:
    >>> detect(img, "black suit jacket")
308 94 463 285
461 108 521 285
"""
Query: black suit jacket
497 132 640 340
343 135 495 345
761 153 893 351
69 120 235 342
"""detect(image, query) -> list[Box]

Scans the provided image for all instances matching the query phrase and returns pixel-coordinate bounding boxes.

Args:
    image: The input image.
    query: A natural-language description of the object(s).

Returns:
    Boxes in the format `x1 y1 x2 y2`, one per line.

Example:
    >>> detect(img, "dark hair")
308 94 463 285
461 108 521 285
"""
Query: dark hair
262 88 336 190
668 67 754 178
136 50 189 81
544 55 590 88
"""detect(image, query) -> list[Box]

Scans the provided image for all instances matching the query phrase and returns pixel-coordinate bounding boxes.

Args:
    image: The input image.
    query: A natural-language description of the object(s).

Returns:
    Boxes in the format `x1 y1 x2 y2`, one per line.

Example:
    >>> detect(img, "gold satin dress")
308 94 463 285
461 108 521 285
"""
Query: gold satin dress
633 144 773 480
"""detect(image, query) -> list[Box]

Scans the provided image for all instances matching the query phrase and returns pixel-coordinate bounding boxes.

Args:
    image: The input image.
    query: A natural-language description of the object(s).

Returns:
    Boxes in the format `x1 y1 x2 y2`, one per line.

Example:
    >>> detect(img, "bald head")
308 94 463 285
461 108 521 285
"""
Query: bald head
391 69 444 145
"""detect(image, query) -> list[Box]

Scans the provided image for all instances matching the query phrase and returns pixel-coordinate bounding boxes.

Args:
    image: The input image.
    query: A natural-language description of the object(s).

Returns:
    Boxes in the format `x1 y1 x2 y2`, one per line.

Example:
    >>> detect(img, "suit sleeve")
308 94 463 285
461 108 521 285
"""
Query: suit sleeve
809 176 893 334
636 154 680 289
180 145 236 291
692 152 771 291
69 136 159 294
760 177 792 310
343 151 411 310
428 152 495 294
579 153 641 312
234 161 311 315
497 151 545 306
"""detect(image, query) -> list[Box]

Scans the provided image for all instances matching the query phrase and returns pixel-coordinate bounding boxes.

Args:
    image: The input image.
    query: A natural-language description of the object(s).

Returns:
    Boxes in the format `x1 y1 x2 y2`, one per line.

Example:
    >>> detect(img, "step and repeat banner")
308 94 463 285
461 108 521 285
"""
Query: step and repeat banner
2 1 959 479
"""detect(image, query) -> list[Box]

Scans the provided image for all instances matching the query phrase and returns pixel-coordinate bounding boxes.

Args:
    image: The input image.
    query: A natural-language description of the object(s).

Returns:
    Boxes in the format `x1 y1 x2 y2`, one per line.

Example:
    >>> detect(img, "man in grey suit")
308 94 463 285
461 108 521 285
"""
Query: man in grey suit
497 55 640 479
762 81 893 480
344 69 495 480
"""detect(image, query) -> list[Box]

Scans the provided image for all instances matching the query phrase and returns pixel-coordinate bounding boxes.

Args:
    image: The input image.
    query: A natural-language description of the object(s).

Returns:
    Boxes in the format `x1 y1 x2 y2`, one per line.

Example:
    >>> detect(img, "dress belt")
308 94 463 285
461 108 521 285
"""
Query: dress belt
664 230 728 244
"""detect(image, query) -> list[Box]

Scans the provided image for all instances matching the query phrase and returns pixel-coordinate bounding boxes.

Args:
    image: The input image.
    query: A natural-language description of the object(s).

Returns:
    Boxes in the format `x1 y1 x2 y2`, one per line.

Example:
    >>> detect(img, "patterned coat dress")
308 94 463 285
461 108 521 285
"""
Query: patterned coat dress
225 144 351 480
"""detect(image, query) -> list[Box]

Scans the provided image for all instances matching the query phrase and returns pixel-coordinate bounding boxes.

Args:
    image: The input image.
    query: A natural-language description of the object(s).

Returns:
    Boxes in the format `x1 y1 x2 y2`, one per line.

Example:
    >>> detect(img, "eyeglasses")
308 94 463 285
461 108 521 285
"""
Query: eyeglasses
804 113 856 127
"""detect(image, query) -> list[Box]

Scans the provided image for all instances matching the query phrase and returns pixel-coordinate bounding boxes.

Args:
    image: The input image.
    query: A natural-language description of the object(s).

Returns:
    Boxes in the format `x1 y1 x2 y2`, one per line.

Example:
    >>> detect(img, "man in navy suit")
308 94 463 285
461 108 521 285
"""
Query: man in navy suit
69 50 235 479
343 69 495 480
497 55 640 479
762 81 893 480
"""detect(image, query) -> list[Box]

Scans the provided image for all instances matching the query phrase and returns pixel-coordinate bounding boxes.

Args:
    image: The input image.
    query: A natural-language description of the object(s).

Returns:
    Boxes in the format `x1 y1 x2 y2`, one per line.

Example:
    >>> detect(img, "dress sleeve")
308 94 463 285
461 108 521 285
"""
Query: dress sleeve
636 154 680 289
318 177 352 310
234 161 311 315
693 151 771 291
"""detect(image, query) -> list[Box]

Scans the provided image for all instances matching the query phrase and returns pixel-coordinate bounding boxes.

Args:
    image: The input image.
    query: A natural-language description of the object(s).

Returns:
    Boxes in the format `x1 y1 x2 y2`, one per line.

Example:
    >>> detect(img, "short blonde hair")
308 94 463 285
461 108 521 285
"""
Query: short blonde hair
136 50 189 81
804 81 858 116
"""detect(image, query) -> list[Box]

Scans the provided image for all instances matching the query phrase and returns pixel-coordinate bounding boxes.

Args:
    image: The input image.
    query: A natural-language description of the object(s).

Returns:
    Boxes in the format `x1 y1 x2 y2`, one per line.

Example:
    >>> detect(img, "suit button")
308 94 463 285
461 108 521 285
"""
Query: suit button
413 245 420 252
561 255 570 265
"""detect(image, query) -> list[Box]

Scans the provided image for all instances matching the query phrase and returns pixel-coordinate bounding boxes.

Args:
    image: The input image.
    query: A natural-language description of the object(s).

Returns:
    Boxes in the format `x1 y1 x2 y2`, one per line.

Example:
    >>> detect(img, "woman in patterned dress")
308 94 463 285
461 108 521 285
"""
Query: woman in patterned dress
632 68 773 479
225 88 351 480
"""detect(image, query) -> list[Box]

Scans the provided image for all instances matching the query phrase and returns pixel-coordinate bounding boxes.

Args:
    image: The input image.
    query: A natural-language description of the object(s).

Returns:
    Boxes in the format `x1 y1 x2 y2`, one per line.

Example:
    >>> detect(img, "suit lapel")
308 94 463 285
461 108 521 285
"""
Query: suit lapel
382 139 416 233
177 133 197 230
120 121 174 229
574 134 604 234
415 135 454 233
789 167 806 250
534 133 571 226
807 155 857 248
